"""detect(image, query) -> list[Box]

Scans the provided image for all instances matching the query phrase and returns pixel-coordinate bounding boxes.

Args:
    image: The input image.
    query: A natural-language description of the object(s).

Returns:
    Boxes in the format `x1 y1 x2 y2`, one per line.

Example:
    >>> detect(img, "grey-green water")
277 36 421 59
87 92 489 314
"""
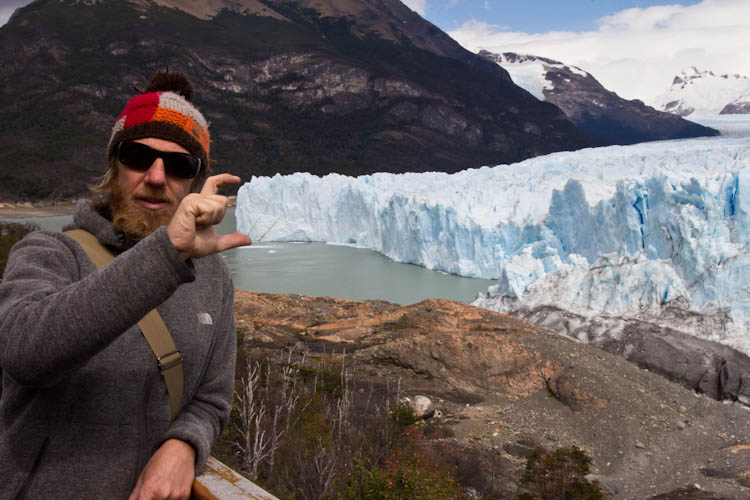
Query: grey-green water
3 208 494 305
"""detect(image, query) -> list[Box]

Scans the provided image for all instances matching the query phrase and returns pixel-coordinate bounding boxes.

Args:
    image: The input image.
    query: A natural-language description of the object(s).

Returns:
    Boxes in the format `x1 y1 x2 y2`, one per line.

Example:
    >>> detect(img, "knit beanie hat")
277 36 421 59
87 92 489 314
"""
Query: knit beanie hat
107 71 210 177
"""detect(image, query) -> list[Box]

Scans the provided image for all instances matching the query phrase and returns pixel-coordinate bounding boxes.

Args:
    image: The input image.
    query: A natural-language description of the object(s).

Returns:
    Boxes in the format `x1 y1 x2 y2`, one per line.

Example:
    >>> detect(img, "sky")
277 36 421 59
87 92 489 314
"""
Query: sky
2 0 748 101
0 0 23 27
425 0 750 101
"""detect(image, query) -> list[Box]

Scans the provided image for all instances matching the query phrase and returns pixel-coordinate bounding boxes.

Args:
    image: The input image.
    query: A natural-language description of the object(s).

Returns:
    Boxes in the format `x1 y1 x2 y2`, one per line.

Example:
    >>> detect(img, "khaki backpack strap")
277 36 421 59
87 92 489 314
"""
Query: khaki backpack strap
138 310 184 421
65 229 114 268
64 229 184 421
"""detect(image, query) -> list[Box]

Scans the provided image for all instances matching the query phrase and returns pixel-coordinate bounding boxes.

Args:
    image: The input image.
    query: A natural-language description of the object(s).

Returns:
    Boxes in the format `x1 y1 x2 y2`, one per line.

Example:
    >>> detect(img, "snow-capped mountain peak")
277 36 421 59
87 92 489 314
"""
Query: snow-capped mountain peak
478 50 717 146
671 67 748 89
652 67 750 116
479 51 590 101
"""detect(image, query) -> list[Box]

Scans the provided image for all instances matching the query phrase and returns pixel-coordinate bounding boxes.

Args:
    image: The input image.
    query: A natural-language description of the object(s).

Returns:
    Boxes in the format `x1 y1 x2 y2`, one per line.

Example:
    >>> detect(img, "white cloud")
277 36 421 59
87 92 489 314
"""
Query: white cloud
448 0 750 102
401 0 427 16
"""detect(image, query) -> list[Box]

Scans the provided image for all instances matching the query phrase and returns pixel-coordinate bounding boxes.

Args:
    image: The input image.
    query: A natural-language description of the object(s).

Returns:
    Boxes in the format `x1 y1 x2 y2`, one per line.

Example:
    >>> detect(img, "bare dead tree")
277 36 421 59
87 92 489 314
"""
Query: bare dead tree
233 362 268 479
312 439 339 500
233 360 285 480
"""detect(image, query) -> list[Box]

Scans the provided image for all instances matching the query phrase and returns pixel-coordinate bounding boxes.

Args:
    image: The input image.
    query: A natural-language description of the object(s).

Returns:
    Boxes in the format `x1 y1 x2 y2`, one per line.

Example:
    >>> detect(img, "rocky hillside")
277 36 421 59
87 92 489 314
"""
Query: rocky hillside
0 0 593 201
479 51 718 146
232 291 750 499
721 95 750 114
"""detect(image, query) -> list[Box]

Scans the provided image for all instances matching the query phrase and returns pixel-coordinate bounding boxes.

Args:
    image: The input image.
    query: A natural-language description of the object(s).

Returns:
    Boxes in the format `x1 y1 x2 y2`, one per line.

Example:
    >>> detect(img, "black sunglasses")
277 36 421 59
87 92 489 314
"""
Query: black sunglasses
116 141 202 179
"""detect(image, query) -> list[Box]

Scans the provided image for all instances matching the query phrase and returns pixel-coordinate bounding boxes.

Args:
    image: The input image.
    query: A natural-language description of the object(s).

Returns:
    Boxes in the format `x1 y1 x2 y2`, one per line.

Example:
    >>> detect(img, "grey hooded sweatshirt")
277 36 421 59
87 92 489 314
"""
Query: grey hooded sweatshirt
0 200 236 499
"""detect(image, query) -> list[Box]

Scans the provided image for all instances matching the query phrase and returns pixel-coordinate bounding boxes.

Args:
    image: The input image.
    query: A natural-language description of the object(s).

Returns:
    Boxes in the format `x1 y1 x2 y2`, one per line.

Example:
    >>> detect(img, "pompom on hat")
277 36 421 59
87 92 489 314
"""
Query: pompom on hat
108 71 210 178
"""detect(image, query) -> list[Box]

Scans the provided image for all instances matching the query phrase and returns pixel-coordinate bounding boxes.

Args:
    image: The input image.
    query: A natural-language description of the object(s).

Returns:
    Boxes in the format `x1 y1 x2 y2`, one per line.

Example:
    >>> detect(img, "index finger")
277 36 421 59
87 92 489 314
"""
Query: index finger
200 173 242 195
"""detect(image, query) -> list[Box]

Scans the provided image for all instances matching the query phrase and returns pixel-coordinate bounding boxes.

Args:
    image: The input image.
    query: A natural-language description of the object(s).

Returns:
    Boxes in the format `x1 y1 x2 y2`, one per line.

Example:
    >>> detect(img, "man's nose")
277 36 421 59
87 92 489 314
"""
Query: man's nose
145 157 167 185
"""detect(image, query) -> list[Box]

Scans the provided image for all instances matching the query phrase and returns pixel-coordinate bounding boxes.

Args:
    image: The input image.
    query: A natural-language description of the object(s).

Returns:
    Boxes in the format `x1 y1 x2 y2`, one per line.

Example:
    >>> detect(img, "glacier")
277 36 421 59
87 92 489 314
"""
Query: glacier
237 134 750 355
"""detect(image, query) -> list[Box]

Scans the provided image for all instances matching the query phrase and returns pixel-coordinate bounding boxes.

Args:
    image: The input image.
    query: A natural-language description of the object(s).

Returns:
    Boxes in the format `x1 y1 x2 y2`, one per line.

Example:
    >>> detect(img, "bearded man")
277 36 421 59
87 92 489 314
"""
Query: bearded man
0 71 251 500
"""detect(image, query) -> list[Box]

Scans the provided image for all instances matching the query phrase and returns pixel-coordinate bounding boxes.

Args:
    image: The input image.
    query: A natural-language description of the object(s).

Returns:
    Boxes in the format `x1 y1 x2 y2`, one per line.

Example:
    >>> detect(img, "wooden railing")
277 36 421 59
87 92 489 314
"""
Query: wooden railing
192 457 279 500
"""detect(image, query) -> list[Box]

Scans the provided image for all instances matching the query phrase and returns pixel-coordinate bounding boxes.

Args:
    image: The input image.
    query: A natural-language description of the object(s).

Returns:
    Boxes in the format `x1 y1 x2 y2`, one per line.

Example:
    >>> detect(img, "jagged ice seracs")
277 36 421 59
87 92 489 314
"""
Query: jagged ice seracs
237 134 750 355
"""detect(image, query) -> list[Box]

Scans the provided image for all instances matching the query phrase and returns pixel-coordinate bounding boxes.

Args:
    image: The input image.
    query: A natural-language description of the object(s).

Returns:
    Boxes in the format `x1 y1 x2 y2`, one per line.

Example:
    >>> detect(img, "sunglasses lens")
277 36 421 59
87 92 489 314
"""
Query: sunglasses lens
117 142 155 171
117 142 201 179
164 154 201 179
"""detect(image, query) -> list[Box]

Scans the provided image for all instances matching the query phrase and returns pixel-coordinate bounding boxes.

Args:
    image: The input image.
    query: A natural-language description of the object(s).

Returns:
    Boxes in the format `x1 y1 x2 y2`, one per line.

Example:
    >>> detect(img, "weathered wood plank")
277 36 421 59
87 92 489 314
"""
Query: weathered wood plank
192 457 279 500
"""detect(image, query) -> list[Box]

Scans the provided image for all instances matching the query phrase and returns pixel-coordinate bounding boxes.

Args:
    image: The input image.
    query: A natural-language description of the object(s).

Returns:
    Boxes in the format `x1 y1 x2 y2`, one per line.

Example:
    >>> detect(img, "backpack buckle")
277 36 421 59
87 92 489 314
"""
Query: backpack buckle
158 350 183 371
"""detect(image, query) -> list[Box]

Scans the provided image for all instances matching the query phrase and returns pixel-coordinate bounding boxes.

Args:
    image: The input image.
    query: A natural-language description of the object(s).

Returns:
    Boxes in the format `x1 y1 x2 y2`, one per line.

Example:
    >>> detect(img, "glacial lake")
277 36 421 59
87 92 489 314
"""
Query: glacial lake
2 208 495 305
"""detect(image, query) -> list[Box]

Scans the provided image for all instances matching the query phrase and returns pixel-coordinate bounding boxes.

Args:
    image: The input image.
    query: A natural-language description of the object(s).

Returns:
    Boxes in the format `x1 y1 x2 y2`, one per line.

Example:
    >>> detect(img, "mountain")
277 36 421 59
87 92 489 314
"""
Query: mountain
722 92 750 114
478 51 718 146
0 0 593 201
652 67 750 116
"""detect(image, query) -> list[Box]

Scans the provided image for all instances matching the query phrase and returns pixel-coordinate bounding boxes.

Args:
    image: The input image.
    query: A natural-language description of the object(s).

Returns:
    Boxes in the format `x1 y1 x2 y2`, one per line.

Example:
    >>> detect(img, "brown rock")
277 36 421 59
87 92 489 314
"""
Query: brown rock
357 326 556 398
548 367 609 412
237 293 555 398
722 444 750 453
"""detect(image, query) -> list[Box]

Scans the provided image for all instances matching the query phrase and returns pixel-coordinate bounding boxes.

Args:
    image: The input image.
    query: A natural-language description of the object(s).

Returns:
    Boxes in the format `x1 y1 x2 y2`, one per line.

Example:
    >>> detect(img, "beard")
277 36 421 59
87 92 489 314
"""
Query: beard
111 183 178 240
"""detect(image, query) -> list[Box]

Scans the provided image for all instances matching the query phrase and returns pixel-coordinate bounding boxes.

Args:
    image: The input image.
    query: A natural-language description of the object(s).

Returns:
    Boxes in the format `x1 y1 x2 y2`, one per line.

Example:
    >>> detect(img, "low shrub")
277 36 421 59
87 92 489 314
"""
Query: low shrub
519 446 603 500
338 452 468 500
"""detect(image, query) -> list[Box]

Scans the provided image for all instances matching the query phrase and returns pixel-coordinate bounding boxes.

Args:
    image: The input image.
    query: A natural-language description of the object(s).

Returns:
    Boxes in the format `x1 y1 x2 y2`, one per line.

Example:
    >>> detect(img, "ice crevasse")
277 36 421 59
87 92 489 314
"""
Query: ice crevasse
237 136 750 354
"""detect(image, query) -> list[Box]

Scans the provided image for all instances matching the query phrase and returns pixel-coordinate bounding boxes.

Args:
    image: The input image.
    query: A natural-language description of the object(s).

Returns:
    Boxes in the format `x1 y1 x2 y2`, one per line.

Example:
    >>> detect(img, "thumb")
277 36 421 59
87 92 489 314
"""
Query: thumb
216 232 252 252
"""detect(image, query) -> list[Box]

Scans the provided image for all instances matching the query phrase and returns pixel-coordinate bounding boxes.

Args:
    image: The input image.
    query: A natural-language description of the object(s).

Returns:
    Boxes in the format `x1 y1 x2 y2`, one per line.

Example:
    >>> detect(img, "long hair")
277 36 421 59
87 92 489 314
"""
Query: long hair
91 156 119 212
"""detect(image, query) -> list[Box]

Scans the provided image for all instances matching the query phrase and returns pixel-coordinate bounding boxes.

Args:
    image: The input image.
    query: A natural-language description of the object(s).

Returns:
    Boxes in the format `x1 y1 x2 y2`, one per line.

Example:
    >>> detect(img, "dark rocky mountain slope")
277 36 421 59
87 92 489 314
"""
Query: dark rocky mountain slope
0 0 593 200
480 51 718 146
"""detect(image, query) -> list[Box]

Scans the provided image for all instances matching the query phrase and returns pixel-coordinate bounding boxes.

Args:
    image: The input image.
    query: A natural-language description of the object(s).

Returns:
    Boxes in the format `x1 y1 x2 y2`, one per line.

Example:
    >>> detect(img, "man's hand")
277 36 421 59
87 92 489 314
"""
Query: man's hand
167 173 252 260
128 439 196 500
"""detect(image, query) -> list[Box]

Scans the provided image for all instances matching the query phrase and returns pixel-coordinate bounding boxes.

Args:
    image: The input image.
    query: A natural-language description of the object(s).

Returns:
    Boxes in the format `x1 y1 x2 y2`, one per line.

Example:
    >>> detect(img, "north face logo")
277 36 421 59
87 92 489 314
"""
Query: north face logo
197 312 213 325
